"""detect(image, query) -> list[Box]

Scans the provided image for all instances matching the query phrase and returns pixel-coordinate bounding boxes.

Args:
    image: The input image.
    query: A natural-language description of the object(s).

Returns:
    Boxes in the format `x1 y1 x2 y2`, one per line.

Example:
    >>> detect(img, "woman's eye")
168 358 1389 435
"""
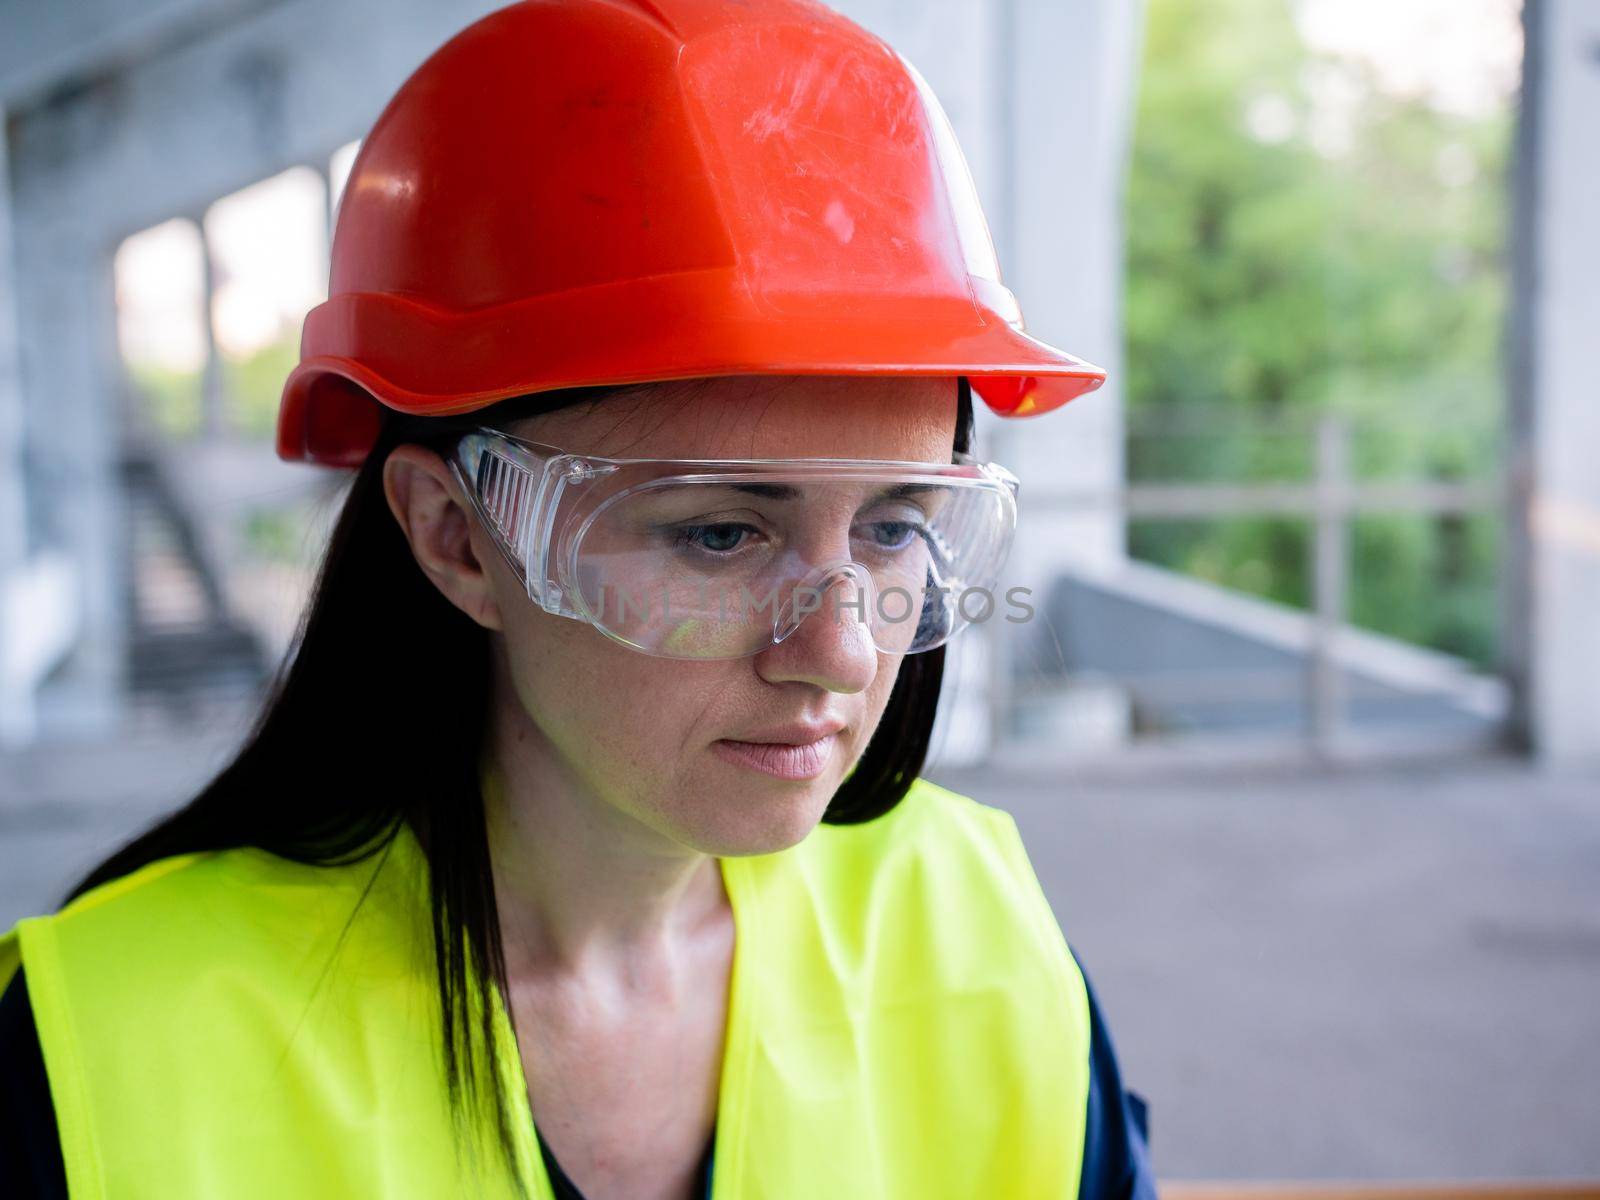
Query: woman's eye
858 520 921 552
675 523 756 554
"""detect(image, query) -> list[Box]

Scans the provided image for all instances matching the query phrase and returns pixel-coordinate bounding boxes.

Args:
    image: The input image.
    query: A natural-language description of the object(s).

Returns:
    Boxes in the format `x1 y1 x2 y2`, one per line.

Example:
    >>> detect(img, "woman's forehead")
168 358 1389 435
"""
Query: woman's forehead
510 375 958 461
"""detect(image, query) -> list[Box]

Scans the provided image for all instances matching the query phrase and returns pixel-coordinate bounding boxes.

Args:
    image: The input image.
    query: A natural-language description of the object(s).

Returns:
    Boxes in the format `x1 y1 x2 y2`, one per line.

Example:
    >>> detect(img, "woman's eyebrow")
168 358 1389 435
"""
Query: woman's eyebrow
727 483 802 500
705 481 943 501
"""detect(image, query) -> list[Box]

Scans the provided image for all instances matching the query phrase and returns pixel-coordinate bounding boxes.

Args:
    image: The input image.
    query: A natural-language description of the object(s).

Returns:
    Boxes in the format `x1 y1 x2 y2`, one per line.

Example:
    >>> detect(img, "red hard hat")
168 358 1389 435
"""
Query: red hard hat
277 0 1107 467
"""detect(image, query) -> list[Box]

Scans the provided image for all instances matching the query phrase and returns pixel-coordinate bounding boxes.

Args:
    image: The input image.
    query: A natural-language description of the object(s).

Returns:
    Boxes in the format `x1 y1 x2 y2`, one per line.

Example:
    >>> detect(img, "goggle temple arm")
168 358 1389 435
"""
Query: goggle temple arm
448 433 561 611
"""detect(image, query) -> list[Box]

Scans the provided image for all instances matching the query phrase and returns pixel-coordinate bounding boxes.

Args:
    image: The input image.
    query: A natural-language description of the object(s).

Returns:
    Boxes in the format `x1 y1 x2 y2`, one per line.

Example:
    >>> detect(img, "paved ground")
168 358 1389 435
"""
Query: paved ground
4 705 1597 1181
933 758 1600 1181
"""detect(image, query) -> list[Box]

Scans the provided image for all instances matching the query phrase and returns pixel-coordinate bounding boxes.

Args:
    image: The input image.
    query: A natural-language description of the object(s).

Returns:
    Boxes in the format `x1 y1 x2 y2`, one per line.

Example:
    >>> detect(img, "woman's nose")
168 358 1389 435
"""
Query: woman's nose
753 568 879 694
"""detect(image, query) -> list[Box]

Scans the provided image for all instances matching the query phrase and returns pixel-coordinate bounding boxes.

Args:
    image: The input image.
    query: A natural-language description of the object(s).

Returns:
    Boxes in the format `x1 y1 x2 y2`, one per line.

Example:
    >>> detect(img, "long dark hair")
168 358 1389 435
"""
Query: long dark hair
68 374 975 1170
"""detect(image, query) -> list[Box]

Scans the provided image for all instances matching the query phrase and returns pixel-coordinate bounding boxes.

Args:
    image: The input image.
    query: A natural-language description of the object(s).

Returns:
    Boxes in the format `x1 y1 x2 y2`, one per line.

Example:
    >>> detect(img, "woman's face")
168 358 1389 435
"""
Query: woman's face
470 375 956 857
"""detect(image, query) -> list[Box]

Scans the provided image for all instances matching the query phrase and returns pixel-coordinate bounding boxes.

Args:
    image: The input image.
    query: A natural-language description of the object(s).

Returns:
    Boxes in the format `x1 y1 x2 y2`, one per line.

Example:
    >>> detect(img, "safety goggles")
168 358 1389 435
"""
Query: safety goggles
448 428 1020 660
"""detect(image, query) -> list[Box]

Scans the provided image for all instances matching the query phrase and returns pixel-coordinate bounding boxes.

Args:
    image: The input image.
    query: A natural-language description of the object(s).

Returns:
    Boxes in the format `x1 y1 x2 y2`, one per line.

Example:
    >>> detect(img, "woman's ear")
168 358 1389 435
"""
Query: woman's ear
381 445 506 632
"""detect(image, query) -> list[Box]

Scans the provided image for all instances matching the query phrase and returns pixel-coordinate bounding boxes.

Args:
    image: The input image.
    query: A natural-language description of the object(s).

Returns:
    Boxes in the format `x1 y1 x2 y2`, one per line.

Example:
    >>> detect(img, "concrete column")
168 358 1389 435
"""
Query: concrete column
994 0 1142 582
0 106 34 742
198 216 227 441
981 0 1142 755
9 218 127 739
1507 0 1600 765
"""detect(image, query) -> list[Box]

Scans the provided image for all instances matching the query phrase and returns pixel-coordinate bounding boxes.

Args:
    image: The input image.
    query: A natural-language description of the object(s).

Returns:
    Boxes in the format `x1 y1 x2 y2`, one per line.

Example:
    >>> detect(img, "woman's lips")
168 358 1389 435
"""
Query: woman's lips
711 734 836 780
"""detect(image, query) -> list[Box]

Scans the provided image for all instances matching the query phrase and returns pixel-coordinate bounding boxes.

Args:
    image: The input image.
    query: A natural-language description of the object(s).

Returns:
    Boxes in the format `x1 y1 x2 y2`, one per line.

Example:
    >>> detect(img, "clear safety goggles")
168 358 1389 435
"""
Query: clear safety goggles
448 428 1020 660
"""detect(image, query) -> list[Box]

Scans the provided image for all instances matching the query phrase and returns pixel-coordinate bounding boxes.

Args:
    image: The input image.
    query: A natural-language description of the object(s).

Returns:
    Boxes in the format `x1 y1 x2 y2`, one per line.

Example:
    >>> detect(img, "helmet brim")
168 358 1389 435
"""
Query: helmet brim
278 270 1105 466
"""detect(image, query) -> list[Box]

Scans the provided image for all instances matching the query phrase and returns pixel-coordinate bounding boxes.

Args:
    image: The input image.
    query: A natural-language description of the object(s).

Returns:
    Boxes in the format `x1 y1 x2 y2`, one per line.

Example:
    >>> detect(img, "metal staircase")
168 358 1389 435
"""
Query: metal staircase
121 445 267 704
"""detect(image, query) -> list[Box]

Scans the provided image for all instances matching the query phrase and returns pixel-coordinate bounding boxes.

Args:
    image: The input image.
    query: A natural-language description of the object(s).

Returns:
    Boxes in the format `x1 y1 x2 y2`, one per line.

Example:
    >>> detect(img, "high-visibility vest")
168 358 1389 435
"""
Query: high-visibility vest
1 777 1090 1198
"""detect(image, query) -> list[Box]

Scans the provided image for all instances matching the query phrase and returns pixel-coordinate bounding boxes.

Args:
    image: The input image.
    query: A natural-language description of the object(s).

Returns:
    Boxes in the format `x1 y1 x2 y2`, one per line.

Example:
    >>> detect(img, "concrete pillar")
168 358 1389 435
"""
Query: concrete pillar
993 0 1141 581
0 106 33 742
1507 0 1600 765
9 204 127 739
986 0 1142 754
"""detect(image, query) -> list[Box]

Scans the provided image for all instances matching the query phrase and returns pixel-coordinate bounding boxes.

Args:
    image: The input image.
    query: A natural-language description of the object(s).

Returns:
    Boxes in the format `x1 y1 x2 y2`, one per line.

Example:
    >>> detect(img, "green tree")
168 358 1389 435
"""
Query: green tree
1124 0 1508 665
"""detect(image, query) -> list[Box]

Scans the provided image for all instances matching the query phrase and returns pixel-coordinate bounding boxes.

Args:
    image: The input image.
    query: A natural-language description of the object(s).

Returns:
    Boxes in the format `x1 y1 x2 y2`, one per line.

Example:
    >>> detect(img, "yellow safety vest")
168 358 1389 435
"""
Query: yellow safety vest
1 777 1090 1198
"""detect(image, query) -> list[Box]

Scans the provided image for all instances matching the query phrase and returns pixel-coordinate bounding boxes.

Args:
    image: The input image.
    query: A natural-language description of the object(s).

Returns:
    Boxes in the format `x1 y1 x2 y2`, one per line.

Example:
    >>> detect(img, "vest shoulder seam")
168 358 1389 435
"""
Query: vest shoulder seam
54 851 211 921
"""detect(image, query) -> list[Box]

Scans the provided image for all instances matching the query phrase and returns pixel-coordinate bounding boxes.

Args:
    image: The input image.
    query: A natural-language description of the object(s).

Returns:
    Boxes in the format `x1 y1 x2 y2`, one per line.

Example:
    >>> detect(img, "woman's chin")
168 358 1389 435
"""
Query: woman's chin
670 776 838 858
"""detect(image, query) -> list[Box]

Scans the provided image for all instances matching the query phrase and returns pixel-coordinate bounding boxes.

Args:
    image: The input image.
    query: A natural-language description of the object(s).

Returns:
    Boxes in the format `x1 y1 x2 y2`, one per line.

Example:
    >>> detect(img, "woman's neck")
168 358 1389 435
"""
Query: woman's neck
481 697 729 978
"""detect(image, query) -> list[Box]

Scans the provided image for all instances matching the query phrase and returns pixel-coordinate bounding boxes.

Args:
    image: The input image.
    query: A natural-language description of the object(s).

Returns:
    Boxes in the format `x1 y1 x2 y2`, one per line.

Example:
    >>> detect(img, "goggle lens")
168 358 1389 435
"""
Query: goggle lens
565 477 1010 658
452 431 1018 661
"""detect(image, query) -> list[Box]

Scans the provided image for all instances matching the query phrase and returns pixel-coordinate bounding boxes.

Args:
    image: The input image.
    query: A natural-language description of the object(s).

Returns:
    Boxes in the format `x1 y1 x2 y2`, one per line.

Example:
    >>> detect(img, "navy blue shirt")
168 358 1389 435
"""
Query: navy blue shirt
1 951 1152 1197
1071 947 1157 1200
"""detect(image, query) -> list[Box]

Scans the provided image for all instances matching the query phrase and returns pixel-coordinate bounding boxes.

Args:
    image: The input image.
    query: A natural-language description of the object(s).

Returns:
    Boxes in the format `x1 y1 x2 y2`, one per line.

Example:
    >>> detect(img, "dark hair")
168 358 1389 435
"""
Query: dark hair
68 374 975 1171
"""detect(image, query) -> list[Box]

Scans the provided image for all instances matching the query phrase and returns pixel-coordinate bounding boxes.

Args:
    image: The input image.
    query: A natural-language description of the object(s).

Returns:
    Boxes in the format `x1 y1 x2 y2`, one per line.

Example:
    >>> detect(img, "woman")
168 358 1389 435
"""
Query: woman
1 1 1153 1197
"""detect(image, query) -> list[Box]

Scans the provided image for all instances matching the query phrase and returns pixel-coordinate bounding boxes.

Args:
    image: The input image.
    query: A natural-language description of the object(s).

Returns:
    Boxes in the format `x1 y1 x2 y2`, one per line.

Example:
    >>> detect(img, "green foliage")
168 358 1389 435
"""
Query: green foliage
240 506 304 563
128 364 204 439
223 335 301 440
1348 512 1499 663
126 333 299 442
1130 516 1311 607
1124 0 1509 667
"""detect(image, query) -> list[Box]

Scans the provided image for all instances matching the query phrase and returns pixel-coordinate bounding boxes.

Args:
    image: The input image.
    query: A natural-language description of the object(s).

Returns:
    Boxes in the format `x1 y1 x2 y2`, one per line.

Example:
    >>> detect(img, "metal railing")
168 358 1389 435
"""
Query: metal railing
987 412 1505 760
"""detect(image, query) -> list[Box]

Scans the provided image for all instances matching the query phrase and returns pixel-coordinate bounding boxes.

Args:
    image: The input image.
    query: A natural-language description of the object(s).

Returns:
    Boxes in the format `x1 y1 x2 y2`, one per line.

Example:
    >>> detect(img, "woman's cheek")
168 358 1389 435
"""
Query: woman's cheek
506 617 715 781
